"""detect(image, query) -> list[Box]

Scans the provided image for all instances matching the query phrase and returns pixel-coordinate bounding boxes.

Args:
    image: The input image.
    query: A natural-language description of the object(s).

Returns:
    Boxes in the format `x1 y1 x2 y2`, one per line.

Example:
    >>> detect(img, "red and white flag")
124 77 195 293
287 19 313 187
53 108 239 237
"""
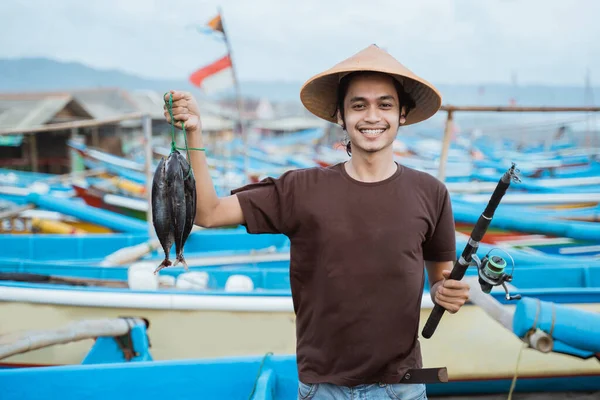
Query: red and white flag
189 54 233 94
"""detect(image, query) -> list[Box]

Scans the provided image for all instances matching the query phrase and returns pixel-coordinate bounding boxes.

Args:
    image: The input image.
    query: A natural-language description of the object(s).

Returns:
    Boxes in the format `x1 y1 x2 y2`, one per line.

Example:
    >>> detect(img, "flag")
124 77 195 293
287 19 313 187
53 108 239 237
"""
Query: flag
194 14 226 40
189 54 233 94
206 14 224 33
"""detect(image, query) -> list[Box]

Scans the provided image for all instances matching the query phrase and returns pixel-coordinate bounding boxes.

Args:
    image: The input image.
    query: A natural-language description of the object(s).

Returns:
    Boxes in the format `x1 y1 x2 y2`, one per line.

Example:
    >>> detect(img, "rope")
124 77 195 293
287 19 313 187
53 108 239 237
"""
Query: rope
507 341 528 400
163 92 205 179
247 351 273 400
549 303 556 337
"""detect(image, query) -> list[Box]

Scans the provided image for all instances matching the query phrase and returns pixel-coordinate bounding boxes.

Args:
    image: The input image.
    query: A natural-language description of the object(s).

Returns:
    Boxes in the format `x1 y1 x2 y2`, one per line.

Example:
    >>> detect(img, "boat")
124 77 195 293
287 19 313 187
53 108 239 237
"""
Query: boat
0 317 152 370
0 226 289 264
0 208 113 234
0 244 598 376
71 183 148 221
0 280 598 399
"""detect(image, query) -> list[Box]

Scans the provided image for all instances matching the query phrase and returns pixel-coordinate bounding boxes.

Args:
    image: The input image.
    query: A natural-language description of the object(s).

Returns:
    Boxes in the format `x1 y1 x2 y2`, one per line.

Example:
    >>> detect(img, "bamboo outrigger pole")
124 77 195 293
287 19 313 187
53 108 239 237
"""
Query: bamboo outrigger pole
0 318 146 360
436 105 600 182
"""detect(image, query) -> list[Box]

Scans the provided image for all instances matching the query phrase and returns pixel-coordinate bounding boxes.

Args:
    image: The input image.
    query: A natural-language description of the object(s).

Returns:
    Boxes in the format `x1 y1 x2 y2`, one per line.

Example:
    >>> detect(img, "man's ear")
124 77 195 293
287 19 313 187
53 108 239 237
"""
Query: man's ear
336 110 345 129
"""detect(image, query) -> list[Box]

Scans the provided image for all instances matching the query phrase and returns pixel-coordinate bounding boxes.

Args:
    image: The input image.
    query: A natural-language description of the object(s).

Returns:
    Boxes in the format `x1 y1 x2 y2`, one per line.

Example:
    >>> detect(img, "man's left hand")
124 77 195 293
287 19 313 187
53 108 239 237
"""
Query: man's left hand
433 270 470 314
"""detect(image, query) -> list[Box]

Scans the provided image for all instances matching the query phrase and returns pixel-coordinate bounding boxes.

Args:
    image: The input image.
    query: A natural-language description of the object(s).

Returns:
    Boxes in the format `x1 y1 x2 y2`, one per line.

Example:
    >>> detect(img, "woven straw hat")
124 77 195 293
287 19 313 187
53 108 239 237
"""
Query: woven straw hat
300 44 442 126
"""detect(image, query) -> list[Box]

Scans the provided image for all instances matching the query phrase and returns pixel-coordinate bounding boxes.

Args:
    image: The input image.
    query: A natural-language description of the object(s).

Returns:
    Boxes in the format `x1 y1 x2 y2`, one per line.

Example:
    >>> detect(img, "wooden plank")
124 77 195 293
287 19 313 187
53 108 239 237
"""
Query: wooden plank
437 110 454 182
441 105 600 112
29 135 38 172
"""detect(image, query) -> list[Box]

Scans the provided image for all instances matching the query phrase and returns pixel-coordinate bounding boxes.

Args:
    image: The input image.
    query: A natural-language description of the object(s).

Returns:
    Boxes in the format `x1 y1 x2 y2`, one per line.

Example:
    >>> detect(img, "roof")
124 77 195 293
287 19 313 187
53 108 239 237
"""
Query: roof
128 90 165 119
0 94 92 130
70 88 138 119
0 88 244 133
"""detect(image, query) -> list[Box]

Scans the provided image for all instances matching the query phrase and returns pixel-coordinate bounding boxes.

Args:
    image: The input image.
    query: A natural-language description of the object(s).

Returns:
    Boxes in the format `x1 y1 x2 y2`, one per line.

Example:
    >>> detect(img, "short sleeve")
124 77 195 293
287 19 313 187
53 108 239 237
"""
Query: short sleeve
230 170 297 235
422 187 456 262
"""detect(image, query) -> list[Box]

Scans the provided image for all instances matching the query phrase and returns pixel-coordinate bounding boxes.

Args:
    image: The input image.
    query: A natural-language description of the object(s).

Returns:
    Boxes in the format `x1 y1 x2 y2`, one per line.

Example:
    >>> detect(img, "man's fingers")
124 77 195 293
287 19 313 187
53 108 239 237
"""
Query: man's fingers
164 90 188 102
435 299 460 314
436 291 468 304
163 110 189 123
437 287 469 299
443 279 470 290
170 106 188 115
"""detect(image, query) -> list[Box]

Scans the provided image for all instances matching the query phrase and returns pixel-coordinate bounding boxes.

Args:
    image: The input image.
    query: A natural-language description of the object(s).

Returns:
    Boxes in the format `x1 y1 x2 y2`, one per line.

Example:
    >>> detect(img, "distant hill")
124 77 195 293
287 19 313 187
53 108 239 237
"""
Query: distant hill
0 57 597 107
0 57 186 94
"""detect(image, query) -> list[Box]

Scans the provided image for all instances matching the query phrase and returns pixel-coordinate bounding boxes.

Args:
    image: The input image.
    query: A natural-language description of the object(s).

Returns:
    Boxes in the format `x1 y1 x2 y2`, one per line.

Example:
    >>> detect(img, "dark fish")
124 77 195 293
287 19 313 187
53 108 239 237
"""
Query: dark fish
151 157 174 273
165 150 187 272
175 152 196 270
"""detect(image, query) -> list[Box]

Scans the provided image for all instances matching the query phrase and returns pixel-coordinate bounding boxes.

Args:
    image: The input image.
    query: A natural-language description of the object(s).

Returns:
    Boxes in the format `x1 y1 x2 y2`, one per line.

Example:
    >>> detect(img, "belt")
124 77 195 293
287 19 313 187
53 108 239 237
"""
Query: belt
398 367 448 384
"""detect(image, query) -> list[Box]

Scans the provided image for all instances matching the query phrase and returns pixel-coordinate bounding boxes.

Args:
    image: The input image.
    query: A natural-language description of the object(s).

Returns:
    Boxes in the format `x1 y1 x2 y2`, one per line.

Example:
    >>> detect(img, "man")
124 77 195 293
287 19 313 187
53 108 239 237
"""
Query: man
164 44 470 400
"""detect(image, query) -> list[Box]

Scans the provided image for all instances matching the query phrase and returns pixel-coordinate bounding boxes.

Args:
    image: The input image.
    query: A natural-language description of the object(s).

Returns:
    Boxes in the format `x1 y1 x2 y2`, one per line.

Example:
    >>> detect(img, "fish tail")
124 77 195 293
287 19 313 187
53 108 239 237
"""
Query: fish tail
176 254 190 271
153 258 172 275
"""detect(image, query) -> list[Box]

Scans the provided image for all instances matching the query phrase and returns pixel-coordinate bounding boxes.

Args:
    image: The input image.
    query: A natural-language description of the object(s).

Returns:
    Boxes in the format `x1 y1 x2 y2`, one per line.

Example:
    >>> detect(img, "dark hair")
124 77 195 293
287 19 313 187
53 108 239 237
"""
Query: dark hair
334 71 416 156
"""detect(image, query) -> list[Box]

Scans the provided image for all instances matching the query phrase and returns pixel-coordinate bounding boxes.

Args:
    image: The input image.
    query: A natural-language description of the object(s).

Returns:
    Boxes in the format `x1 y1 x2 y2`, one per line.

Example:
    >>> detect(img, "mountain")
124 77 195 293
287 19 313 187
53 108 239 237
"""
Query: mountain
0 57 597 107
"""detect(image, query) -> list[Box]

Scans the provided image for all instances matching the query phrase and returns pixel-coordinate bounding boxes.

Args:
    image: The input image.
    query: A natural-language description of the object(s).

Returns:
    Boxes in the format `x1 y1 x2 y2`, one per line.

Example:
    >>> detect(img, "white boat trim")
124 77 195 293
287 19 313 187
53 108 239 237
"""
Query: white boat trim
103 194 147 211
559 245 600 255
183 250 290 267
0 285 436 311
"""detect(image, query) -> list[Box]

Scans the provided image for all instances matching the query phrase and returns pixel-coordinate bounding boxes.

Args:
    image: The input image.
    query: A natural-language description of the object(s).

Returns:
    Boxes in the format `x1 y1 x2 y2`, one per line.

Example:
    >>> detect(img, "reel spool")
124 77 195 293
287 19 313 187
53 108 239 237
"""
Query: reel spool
472 249 521 300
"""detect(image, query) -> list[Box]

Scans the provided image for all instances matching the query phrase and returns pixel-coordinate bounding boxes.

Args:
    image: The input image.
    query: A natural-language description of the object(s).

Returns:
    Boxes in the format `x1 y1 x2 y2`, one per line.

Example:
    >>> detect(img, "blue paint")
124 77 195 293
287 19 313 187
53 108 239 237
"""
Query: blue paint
250 368 276 400
25 192 147 233
1 354 598 399
82 324 153 365
513 297 600 355
0 227 289 261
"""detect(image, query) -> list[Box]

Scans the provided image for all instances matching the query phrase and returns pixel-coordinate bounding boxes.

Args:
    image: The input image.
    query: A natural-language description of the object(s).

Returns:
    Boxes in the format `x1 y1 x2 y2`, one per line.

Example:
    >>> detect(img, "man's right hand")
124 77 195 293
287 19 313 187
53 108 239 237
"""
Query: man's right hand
163 90 201 132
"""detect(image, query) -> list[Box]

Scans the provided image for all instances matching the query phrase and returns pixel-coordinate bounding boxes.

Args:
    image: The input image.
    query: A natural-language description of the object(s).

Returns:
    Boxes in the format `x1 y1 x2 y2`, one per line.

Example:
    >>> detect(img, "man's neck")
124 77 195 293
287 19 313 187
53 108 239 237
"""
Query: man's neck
345 149 398 183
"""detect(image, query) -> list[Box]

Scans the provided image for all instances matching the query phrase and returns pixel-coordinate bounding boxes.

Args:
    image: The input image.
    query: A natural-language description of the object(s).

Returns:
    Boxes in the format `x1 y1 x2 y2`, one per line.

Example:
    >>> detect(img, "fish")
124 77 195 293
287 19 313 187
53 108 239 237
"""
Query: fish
151 157 174 272
174 151 196 270
164 150 187 273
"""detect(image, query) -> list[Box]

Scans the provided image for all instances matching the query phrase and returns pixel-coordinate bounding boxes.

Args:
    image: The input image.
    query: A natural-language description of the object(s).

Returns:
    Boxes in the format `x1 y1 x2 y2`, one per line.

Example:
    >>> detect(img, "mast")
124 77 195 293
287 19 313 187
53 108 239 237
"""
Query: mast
218 7 249 183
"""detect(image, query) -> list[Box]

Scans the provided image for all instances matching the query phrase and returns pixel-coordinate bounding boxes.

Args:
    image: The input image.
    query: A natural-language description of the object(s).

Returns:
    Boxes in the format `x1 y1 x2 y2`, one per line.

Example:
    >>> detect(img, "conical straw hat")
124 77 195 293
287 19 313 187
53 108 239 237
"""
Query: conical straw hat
300 44 442 126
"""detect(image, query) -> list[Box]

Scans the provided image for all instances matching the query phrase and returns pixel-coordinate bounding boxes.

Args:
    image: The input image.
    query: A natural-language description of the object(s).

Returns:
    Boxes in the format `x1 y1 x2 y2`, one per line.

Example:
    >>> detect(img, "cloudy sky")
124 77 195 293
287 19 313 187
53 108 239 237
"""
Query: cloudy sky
1 0 598 86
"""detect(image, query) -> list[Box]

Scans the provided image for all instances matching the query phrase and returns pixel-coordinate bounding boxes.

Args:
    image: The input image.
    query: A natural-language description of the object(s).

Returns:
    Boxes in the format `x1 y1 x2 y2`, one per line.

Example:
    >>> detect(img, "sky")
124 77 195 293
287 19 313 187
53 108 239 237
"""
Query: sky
1 0 599 86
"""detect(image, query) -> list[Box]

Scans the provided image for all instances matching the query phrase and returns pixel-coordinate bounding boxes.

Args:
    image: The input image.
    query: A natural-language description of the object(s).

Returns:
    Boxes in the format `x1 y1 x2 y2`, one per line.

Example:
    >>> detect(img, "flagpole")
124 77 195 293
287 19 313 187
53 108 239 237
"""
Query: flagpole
218 7 249 184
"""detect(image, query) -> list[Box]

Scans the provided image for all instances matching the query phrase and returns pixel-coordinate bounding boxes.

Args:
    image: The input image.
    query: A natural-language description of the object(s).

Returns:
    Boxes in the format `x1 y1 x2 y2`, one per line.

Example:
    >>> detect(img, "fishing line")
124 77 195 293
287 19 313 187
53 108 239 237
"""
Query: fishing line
164 92 205 179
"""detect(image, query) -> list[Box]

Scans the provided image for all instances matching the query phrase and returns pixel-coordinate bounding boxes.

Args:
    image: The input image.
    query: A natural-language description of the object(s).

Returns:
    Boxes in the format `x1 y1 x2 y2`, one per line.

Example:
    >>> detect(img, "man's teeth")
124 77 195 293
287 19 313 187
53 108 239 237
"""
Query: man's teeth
360 129 385 134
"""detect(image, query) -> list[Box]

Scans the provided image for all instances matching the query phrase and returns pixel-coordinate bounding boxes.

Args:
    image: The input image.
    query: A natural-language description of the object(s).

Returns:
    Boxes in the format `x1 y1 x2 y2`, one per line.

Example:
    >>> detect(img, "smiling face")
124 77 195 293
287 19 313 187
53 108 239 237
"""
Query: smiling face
338 72 402 156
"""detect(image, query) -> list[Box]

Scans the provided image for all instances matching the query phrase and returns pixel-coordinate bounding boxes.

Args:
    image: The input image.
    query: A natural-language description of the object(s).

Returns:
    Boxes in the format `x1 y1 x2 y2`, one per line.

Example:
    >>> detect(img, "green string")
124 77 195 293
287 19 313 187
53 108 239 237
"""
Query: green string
247 352 273 400
164 92 205 179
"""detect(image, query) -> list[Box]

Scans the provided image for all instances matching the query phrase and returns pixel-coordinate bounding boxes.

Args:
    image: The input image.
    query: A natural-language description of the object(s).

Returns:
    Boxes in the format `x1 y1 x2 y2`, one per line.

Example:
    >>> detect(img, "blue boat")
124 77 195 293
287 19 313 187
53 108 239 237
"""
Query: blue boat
1 291 598 399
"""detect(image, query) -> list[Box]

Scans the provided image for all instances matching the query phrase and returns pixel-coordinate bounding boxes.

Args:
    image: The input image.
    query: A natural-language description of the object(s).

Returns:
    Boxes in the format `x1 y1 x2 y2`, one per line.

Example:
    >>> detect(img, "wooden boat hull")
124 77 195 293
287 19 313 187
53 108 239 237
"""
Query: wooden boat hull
1 289 598 385
72 185 147 221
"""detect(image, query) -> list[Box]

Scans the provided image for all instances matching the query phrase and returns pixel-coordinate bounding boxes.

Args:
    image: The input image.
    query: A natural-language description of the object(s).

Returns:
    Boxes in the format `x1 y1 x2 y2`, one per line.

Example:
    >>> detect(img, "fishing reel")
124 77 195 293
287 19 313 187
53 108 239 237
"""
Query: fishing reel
471 249 521 301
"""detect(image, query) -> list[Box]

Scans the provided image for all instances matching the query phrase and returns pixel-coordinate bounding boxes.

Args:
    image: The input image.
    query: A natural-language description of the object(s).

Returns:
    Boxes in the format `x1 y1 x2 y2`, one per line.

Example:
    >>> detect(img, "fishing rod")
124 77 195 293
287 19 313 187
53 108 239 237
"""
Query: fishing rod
422 163 522 339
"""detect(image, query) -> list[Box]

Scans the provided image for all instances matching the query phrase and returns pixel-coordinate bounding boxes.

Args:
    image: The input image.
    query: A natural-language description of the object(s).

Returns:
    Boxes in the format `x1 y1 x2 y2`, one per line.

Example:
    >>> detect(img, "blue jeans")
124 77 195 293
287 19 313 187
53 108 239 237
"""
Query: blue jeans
298 381 427 400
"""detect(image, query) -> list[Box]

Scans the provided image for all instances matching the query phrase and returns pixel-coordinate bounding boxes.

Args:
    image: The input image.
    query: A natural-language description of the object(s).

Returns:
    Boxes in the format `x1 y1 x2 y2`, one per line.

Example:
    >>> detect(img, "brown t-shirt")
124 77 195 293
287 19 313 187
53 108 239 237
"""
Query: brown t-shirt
231 162 456 386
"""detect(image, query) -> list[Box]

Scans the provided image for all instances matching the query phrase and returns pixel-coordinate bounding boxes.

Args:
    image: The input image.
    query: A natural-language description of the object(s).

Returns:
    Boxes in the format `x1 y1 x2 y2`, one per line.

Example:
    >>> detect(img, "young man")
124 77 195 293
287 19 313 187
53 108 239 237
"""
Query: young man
164 44 470 400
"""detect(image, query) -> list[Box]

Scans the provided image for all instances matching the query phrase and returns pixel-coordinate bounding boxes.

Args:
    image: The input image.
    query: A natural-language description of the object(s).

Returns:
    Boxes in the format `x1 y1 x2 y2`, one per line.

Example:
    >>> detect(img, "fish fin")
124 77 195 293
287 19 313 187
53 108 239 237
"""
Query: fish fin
153 259 172 275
